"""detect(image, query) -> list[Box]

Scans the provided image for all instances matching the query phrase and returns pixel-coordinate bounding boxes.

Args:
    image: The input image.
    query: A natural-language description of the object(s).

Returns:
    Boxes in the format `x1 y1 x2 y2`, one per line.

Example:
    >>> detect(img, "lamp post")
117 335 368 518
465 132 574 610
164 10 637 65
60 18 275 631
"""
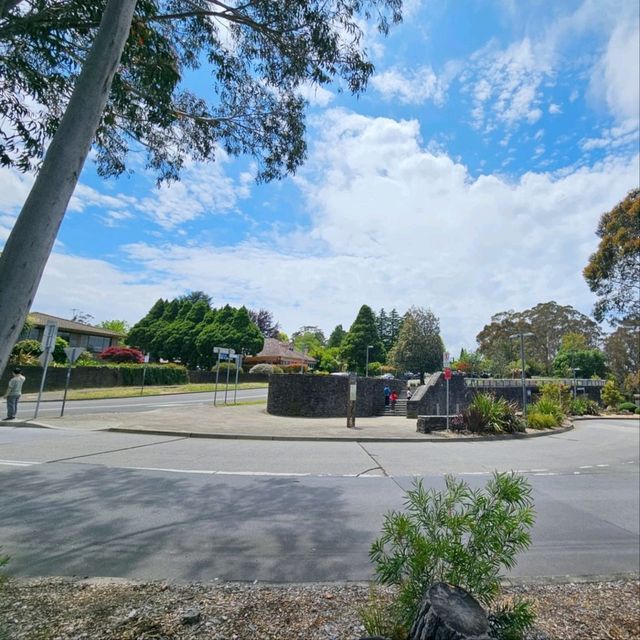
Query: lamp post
509 331 534 417
572 367 581 400
365 345 374 377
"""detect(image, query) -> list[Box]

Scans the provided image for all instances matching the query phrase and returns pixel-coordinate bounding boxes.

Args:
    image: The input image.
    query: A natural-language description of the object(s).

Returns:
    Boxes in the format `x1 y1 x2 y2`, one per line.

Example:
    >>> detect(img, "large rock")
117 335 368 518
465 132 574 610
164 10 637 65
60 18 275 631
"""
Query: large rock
410 583 492 640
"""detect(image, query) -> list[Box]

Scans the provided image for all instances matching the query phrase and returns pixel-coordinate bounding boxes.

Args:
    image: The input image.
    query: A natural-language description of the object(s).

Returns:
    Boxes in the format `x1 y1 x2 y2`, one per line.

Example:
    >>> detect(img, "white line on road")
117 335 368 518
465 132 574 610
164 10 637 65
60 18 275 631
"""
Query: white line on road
0 459 39 467
117 465 388 478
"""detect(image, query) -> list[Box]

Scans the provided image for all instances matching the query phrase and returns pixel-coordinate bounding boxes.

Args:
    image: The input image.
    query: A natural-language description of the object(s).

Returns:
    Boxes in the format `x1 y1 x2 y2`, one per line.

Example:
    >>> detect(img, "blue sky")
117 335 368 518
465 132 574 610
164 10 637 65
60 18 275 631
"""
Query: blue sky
1 0 638 353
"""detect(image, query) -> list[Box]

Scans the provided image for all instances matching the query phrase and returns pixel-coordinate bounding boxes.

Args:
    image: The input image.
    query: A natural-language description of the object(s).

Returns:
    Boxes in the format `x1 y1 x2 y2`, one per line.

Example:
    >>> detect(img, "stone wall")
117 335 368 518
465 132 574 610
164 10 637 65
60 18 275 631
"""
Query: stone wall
267 375 406 417
408 373 604 416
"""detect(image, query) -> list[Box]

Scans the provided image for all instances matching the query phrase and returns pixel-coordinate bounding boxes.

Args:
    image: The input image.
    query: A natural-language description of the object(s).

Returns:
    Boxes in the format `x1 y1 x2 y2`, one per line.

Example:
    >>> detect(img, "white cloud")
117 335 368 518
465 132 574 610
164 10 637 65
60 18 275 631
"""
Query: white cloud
580 120 639 151
33 111 636 353
297 82 335 107
371 66 447 105
33 253 181 325
589 19 640 128
548 103 562 114
463 38 550 130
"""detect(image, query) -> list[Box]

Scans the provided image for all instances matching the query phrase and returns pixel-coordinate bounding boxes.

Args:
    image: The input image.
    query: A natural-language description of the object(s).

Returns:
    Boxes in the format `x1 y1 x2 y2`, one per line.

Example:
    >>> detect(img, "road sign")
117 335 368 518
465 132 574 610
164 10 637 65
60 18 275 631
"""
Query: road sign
38 321 58 365
443 351 451 368
444 367 452 381
63 347 85 364
213 346 236 355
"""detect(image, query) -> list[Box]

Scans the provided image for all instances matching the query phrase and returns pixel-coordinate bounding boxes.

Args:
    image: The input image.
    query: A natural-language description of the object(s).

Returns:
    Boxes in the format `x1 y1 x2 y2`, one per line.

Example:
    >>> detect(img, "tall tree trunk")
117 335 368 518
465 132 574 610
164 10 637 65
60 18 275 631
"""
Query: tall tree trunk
0 0 137 376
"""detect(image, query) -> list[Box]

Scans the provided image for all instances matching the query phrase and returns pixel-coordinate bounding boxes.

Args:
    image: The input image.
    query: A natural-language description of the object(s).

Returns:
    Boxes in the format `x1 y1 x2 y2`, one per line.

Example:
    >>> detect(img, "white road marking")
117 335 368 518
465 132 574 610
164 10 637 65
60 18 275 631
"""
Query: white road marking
123 465 384 478
573 471 581 475
533 472 557 476
0 459 39 467
530 468 548 472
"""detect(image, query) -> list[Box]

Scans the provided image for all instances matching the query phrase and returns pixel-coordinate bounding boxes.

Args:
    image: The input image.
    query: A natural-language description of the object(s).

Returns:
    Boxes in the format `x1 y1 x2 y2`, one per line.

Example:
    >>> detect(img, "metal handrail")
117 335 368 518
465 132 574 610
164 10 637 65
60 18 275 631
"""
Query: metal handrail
464 377 605 388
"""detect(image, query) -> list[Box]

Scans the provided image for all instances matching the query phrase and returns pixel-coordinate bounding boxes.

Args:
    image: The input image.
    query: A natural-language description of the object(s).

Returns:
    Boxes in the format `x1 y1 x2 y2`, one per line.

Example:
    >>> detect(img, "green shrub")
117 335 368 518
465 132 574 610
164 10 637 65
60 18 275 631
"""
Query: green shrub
618 401 638 412
526 412 558 429
74 350 95 365
601 379 624 408
77 363 188 386
280 364 308 373
463 394 522 434
359 591 407 640
212 361 239 373
368 473 535 635
249 363 283 375
9 339 42 365
538 382 571 412
568 398 600 416
530 398 563 422
636 407 640 415
367 361 383 377
489 598 537 640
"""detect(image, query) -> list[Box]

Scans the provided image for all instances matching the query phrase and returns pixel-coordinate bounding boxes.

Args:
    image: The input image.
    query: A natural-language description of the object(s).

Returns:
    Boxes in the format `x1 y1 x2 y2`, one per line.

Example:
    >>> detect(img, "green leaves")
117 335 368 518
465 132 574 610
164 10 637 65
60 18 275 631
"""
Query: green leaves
369 473 536 632
584 188 640 322
0 0 402 182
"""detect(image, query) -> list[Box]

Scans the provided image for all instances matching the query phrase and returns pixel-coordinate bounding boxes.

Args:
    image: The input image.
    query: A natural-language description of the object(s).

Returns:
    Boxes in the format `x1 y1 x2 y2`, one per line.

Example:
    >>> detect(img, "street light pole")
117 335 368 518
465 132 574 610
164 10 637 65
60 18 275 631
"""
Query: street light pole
509 331 534 418
365 345 373 377
572 367 581 400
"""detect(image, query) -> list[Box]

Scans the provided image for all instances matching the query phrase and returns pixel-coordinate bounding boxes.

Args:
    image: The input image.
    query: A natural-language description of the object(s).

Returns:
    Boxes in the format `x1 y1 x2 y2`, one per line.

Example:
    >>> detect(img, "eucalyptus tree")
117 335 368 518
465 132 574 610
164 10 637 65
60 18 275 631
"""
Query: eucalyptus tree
584 188 640 322
0 0 402 375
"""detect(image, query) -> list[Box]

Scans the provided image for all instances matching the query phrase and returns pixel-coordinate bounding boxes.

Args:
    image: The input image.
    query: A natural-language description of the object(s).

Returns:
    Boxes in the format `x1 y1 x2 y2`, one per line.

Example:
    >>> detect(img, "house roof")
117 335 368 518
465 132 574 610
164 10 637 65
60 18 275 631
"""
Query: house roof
29 312 123 338
252 338 316 363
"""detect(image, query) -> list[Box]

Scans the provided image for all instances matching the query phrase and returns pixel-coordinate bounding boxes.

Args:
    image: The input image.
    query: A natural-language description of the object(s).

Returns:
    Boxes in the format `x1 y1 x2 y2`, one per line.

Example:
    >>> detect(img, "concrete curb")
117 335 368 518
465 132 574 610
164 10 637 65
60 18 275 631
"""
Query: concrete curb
572 414 639 421
2 419 577 442
101 423 575 443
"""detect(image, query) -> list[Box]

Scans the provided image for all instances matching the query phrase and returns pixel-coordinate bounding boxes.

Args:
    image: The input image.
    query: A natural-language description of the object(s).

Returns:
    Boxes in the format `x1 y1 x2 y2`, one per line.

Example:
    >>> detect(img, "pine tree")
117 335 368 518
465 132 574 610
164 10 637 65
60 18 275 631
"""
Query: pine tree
340 305 384 373
328 325 347 348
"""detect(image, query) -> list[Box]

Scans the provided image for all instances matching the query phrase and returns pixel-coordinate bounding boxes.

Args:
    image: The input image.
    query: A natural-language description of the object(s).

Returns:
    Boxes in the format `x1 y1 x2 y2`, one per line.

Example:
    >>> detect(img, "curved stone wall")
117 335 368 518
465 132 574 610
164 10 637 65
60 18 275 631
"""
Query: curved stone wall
267 374 405 417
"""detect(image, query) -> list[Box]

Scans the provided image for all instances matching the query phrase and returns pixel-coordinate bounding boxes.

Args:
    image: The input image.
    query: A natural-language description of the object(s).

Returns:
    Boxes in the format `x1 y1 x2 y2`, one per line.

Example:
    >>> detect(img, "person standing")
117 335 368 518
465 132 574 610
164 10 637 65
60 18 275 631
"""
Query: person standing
4 368 26 420
390 389 398 410
383 384 391 406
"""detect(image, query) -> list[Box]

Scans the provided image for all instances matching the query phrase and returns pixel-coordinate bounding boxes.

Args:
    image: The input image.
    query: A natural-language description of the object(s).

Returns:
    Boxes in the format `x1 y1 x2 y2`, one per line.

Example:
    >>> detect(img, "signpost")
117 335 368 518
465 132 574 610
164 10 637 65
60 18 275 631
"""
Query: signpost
233 353 243 405
60 347 85 417
140 353 150 395
34 321 58 418
346 373 357 428
213 346 235 406
443 351 451 430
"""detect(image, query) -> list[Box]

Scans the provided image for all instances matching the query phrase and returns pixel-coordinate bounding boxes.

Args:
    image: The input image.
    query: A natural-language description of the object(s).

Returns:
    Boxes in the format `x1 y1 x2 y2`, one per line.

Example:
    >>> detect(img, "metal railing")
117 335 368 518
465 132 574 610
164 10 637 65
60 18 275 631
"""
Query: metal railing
464 377 605 388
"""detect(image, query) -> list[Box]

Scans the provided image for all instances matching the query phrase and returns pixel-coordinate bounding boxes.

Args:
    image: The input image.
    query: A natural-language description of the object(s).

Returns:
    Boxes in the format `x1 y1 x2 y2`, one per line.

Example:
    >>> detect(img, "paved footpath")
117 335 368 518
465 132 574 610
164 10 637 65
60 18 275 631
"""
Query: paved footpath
2 396 638 441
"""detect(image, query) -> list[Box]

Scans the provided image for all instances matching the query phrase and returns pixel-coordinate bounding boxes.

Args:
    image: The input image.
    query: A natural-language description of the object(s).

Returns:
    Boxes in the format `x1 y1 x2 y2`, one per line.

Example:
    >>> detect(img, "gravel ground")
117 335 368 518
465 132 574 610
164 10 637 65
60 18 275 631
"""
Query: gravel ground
1 577 638 639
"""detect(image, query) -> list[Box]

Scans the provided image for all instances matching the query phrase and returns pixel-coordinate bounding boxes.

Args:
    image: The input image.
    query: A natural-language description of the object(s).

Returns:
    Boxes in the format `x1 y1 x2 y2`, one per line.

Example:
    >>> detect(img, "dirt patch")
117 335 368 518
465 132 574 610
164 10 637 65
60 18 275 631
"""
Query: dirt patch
1 577 638 639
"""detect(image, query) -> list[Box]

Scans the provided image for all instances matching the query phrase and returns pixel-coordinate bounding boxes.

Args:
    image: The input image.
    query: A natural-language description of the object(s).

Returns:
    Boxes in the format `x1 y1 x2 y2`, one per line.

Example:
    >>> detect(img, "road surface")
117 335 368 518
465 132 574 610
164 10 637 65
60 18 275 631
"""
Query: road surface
0 418 637 582
19 387 268 418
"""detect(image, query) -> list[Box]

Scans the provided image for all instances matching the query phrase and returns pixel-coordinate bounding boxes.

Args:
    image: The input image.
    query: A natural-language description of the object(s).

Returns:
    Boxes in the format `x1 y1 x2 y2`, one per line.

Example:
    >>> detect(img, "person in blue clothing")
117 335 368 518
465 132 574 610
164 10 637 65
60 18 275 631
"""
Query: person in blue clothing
383 384 391 406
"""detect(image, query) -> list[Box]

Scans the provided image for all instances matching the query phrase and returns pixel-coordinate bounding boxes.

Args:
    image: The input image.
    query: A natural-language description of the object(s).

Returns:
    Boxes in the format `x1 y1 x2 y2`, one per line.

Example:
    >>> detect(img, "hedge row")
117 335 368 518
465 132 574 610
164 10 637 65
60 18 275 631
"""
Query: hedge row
79 363 189 386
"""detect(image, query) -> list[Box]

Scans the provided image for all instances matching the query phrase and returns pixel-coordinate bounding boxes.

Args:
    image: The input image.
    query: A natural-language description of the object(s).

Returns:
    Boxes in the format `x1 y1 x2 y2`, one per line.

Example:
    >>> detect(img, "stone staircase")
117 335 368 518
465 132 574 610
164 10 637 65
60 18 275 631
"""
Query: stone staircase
383 397 408 417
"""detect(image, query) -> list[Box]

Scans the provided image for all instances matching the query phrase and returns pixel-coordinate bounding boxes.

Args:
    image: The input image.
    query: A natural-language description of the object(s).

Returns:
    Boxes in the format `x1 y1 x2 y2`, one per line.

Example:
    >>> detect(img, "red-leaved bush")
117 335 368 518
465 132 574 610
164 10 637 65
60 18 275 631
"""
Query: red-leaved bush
98 347 144 363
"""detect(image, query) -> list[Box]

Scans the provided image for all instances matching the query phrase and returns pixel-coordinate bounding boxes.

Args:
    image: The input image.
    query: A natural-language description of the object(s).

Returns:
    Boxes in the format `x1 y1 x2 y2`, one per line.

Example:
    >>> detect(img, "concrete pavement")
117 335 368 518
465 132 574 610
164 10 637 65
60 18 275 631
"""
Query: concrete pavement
4 398 633 441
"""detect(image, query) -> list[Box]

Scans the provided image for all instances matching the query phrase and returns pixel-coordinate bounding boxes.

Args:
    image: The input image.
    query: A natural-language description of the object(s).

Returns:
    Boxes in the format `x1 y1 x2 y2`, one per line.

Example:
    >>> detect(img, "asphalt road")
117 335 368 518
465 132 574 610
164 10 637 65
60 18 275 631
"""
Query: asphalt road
19 387 268 417
0 419 637 582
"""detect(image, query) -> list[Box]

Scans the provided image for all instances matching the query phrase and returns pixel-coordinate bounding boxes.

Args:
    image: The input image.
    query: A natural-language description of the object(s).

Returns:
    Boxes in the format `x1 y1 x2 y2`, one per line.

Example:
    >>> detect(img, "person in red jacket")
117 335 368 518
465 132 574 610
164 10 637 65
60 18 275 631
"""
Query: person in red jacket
390 389 398 410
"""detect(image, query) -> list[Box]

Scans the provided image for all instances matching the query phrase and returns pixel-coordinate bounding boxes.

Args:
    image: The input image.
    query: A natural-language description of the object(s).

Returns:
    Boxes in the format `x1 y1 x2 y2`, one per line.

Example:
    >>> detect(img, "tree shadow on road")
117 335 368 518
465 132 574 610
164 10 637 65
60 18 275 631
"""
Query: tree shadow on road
0 464 375 581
